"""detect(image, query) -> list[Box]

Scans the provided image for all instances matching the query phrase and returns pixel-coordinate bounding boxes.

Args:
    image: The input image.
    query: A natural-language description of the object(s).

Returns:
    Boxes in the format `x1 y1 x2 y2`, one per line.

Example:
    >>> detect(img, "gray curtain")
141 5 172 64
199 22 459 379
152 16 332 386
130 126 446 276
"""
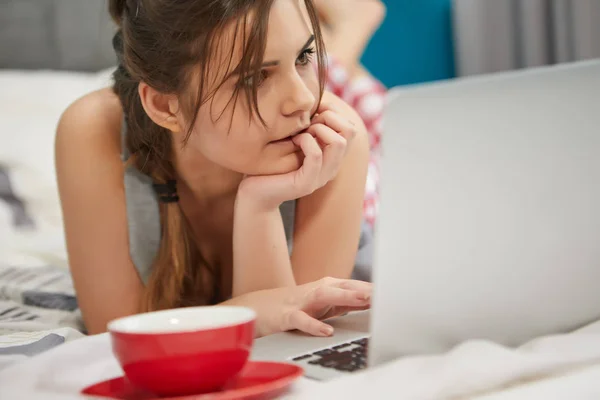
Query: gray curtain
452 0 600 77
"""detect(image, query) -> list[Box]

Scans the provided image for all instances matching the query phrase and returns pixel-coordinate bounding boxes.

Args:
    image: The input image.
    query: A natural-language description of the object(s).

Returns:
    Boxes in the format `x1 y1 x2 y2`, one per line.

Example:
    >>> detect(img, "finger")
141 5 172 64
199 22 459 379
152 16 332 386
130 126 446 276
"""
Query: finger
320 304 371 321
311 110 358 141
291 133 323 192
335 280 373 297
309 285 371 308
306 122 346 151
305 123 346 184
344 304 371 313
287 310 334 337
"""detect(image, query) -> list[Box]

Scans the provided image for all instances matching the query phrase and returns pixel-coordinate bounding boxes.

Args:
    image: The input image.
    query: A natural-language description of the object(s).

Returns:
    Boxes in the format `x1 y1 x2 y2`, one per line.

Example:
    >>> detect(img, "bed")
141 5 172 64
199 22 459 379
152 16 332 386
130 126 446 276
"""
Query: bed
0 66 116 367
0 0 117 366
2 1 600 399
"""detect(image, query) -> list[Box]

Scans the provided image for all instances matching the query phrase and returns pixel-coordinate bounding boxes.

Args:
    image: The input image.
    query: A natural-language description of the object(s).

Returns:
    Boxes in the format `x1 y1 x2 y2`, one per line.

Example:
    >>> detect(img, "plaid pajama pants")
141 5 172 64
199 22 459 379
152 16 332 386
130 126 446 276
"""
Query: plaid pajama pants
325 57 386 228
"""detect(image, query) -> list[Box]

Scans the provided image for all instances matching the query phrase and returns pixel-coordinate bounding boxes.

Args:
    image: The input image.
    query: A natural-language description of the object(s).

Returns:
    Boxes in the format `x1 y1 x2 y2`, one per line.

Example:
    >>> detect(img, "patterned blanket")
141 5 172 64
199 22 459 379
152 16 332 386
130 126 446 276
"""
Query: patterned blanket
0 66 109 370
0 264 85 370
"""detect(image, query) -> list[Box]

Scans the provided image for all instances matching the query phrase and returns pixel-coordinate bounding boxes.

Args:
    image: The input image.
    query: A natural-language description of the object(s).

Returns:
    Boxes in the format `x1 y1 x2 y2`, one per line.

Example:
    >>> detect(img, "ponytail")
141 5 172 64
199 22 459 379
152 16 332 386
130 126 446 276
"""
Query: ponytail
111 29 218 311
114 83 219 311
141 201 214 312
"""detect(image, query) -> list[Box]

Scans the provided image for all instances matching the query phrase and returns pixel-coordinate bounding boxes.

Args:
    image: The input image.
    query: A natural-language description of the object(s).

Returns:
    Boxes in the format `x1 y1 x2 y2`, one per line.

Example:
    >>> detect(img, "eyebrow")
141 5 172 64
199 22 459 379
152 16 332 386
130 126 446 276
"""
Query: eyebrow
227 34 315 79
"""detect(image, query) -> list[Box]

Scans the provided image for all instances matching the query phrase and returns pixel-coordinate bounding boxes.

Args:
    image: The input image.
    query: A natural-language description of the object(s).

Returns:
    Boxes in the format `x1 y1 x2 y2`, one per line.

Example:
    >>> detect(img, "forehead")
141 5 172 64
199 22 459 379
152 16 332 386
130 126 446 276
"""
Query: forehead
184 0 314 102
211 0 313 72
264 0 313 55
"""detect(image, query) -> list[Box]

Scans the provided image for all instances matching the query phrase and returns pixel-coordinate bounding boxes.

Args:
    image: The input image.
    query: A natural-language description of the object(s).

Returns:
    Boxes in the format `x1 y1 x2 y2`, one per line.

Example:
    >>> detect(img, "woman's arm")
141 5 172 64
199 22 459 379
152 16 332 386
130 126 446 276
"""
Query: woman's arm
232 197 295 296
291 92 370 283
56 89 144 334
232 91 370 295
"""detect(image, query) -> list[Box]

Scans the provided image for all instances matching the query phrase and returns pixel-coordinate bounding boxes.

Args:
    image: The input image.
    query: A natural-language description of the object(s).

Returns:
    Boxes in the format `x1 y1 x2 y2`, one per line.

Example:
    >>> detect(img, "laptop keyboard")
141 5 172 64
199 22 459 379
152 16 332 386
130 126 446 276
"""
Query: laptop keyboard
291 337 369 373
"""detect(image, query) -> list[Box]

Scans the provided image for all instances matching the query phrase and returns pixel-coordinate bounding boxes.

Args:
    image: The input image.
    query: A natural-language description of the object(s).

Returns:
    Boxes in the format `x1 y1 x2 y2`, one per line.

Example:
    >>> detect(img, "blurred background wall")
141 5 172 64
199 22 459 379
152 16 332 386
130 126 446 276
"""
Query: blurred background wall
1 0 598 86
453 0 600 77
361 0 599 88
362 0 456 88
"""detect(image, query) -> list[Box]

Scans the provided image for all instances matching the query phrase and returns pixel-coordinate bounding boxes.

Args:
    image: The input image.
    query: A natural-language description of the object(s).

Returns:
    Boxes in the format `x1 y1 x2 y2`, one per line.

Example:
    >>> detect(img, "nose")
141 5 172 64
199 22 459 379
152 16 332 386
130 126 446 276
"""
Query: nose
280 71 316 118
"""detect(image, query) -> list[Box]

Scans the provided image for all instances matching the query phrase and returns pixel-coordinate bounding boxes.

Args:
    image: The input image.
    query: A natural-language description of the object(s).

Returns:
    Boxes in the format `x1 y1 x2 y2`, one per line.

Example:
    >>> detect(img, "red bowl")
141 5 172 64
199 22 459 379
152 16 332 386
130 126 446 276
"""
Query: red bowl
107 306 256 397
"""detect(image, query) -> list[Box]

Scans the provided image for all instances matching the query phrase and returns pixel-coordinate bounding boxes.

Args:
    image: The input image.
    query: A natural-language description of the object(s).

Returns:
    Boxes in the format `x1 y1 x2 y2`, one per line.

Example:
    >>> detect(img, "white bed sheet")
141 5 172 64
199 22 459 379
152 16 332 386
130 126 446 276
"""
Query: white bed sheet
0 68 114 367
0 68 114 269
0 320 599 399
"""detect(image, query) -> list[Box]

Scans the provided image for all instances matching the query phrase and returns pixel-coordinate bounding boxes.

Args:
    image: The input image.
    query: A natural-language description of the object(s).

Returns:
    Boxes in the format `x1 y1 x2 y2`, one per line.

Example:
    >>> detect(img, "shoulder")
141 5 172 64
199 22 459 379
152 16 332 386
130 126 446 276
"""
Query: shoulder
55 87 127 208
53 88 146 334
59 87 122 126
56 87 123 155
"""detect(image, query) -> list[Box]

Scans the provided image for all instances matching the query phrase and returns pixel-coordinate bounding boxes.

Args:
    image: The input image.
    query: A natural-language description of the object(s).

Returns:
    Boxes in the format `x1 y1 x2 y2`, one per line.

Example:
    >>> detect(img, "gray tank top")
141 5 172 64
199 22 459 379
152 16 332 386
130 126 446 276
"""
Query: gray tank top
121 122 374 284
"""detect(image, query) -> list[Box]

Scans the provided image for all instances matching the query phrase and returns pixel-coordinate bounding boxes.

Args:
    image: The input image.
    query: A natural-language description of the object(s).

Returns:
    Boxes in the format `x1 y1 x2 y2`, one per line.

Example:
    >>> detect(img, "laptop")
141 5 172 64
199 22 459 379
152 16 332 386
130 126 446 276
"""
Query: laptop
251 60 600 381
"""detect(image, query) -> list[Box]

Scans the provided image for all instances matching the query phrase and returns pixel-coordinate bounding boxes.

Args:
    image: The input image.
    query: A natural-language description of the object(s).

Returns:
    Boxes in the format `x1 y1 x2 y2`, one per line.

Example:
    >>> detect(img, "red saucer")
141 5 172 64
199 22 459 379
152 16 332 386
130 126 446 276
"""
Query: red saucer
81 361 303 400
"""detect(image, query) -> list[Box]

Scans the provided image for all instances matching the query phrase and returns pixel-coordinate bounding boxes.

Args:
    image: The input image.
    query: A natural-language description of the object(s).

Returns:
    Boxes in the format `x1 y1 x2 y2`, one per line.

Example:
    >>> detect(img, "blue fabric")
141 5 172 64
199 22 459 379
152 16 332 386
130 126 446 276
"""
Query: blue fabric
362 0 456 87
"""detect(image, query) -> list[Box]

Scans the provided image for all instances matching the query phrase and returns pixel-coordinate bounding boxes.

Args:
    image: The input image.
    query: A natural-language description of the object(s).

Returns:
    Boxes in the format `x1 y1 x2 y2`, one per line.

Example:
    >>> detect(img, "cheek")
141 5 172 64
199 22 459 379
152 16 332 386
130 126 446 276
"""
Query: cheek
186 102 268 171
190 92 255 147
304 68 321 114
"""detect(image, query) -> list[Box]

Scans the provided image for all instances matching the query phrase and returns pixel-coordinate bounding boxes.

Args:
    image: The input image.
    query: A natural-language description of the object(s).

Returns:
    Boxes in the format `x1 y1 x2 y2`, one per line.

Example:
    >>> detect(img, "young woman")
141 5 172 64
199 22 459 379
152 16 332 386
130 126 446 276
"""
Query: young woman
56 0 374 338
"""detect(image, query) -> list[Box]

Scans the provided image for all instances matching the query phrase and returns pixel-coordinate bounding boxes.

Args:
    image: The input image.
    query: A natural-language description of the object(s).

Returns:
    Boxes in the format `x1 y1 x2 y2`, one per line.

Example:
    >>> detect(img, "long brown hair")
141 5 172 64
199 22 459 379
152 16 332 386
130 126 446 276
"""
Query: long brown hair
109 0 327 311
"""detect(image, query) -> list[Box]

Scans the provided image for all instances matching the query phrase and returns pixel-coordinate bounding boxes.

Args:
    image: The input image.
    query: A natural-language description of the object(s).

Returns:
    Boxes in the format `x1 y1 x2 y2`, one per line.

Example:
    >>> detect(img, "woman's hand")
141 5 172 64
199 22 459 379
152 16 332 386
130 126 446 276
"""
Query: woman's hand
228 277 372 338
238 101 358 212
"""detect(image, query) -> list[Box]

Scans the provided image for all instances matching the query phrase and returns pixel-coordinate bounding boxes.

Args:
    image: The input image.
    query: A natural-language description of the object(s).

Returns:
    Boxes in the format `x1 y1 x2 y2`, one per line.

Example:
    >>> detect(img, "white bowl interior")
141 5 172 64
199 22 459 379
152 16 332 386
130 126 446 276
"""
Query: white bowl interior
107 306 256 334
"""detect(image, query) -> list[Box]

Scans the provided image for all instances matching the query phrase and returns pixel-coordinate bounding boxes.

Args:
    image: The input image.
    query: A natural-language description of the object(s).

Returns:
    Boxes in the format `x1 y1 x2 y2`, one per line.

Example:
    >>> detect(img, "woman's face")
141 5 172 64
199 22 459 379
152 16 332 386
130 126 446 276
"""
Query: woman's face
176 0 320 177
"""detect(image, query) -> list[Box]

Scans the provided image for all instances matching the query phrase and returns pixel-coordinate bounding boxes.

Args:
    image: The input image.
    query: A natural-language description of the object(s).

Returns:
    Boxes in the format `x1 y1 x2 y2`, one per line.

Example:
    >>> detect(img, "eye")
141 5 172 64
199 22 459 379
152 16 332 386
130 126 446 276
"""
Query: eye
240 70 269 88
297 47 315 66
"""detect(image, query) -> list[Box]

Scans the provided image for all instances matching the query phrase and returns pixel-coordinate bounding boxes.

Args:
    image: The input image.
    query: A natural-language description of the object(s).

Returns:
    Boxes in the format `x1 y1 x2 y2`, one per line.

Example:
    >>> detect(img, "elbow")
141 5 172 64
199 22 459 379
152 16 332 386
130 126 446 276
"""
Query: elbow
80 315 110 336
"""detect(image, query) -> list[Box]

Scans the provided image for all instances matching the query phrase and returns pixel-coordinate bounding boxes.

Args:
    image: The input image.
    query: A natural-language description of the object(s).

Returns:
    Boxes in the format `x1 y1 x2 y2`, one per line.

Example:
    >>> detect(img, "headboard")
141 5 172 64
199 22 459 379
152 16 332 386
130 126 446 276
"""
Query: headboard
0 0 117 71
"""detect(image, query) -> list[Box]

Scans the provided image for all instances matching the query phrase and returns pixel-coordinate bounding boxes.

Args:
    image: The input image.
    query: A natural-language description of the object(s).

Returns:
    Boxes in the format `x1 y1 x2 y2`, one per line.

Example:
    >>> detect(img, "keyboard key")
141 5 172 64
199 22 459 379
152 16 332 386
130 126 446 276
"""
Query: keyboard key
352 338 369 347
314 349 336 357
332 343 351 350
335 364 357 372
321 360 341 369
301 338 370 373
292 354 312 361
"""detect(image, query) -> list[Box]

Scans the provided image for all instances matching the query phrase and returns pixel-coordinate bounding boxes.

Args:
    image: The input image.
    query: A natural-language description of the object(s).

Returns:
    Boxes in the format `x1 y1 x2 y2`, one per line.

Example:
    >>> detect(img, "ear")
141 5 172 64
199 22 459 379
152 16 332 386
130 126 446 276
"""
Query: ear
138 82 182 133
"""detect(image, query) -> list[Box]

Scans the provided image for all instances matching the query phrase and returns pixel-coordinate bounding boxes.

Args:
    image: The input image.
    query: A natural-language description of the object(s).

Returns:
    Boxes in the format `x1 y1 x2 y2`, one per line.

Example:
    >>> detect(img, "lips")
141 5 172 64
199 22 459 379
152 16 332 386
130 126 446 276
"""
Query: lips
270 137 294 144
270 125 310 144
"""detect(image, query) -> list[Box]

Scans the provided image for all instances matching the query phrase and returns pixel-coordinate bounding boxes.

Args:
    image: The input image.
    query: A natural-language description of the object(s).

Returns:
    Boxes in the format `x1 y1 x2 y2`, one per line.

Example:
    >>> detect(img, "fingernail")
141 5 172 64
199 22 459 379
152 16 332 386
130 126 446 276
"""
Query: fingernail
358 293 371 302
321 326 334 336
